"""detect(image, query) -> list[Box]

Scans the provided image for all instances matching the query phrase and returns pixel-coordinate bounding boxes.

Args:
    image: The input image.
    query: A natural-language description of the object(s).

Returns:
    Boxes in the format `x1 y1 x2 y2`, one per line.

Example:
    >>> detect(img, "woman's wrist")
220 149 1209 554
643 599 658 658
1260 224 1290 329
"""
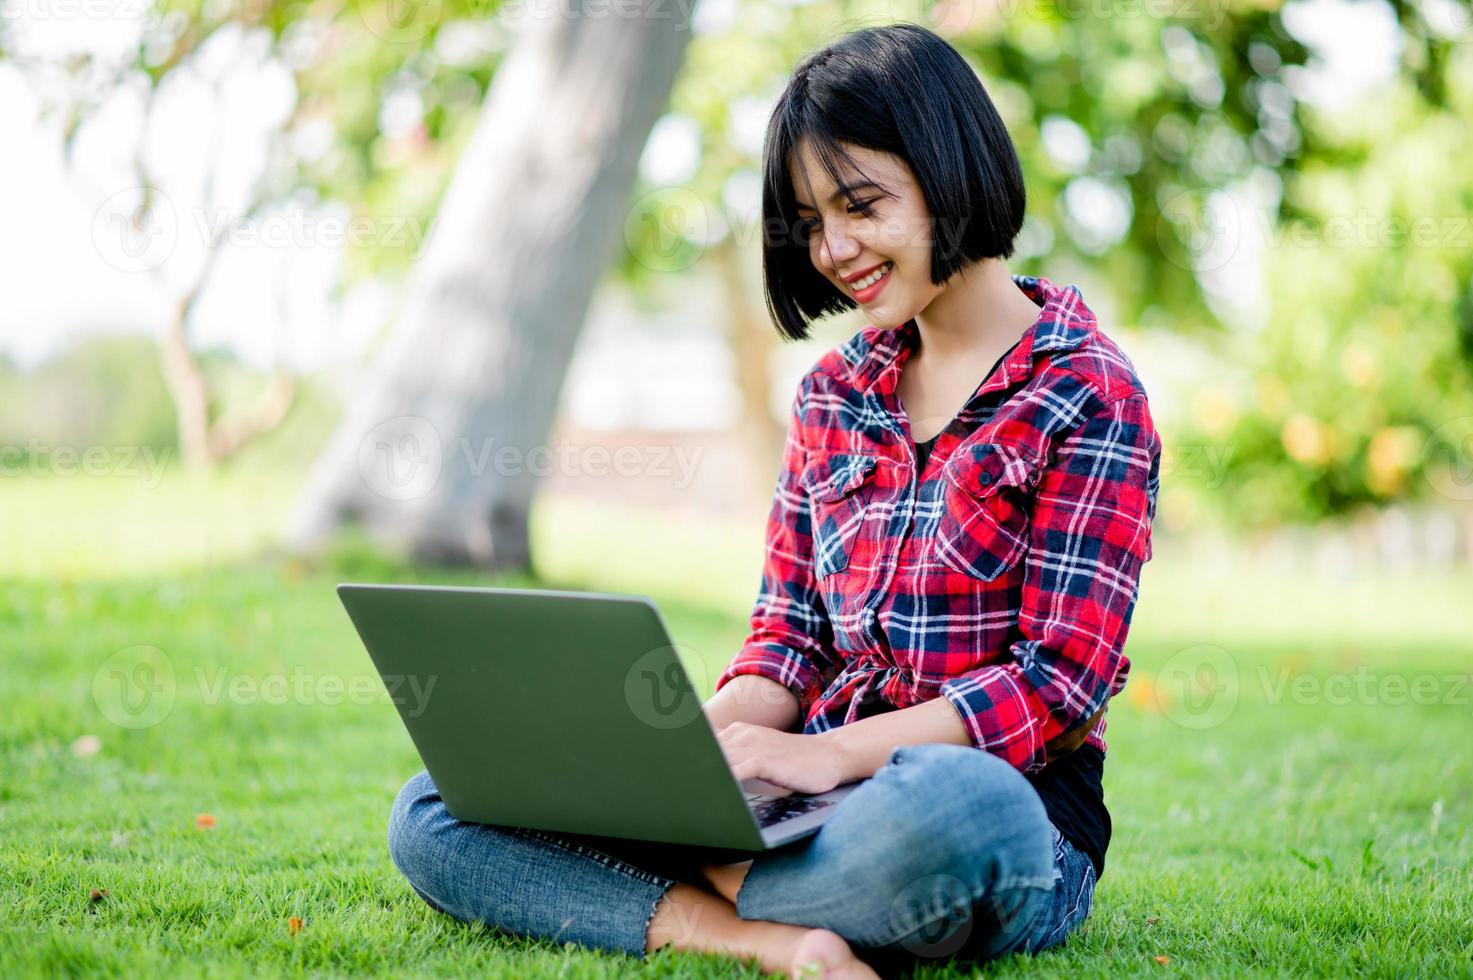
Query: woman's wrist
817 727 868 784
818 695 976 784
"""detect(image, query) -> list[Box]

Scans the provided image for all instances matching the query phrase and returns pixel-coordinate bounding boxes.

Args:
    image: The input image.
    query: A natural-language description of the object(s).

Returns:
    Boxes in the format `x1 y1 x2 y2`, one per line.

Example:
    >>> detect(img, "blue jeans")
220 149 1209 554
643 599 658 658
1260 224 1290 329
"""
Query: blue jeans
387 742 1097 972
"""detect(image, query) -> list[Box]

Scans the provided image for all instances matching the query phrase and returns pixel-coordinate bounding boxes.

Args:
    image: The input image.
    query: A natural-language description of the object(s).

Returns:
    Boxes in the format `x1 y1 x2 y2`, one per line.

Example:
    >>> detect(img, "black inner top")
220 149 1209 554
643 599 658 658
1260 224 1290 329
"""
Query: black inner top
913 431 941 472
904 336 1111 878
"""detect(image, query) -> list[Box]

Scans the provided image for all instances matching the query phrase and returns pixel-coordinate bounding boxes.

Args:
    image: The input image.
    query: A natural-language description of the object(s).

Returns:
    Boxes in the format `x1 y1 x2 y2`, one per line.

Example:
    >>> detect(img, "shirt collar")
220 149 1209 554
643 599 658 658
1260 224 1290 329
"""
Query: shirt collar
849 274 1097 397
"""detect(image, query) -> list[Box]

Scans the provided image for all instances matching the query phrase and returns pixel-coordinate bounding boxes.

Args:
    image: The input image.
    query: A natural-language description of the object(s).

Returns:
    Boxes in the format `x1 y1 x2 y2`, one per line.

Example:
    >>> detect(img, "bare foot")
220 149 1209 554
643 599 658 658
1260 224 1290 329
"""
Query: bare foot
789 928 879 979
646 883 876 979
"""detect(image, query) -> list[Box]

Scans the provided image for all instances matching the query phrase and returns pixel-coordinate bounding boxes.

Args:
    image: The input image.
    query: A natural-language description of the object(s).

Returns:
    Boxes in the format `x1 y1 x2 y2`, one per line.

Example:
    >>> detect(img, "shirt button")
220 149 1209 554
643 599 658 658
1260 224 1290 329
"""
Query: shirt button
978 472 993 486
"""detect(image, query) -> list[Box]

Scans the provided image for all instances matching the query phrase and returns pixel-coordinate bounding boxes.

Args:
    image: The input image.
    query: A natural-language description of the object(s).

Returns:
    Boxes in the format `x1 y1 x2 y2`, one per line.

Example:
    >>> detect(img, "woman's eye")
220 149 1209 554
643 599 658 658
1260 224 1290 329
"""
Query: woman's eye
797 199 878 241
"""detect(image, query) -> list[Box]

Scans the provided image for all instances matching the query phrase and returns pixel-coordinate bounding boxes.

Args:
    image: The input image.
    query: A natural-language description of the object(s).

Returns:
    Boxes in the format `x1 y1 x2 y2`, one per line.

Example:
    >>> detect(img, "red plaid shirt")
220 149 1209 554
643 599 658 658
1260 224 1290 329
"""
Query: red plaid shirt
714 275 1161 774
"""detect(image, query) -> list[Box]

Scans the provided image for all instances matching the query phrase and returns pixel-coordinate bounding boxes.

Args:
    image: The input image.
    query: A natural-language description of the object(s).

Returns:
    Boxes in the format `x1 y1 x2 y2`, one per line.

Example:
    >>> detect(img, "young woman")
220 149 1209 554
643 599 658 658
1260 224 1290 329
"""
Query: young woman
387 23 1161 980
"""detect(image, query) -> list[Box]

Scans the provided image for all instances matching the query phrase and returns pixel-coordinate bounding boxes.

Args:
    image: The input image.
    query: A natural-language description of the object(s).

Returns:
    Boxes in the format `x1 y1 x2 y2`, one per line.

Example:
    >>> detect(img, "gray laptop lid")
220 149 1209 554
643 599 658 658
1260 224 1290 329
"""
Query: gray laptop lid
338 583 769 850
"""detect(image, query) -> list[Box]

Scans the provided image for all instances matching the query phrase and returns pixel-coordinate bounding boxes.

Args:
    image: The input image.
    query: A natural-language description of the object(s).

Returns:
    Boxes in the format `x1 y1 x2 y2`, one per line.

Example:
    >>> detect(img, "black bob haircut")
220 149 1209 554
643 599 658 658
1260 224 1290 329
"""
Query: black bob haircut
761 23 1026 342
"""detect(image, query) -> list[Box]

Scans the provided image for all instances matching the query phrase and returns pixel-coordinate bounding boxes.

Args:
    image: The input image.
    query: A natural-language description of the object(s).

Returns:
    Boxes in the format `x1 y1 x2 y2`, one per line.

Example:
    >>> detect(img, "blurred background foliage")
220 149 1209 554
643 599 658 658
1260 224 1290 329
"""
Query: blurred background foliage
2 0 1471 532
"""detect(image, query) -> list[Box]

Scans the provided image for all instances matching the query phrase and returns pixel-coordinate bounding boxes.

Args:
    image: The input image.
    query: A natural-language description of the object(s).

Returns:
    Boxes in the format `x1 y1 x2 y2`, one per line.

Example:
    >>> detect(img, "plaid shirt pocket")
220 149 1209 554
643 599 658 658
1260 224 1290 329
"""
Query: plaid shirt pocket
934 441 1044 582
800 452 880 580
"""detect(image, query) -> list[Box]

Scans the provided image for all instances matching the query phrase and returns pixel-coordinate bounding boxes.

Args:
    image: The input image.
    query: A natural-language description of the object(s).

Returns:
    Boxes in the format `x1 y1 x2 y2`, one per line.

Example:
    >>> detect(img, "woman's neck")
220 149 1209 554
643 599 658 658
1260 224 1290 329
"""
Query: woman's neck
910 258 1042 365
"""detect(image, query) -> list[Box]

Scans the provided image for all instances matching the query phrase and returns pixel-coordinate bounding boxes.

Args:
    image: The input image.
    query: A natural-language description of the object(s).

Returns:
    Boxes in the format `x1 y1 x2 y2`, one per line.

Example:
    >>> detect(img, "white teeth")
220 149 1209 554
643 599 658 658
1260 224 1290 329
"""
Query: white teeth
852 262 891 290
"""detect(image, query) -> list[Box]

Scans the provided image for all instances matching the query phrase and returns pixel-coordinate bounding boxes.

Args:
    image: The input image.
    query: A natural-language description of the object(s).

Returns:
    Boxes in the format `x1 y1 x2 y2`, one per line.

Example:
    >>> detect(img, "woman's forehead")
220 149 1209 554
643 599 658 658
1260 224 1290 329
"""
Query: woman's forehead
787 140 907 206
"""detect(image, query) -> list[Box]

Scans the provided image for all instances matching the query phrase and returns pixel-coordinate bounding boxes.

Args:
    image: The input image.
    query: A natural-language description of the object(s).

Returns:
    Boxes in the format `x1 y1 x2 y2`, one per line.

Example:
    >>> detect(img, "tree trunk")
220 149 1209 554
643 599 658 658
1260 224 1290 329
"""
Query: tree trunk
283 1 697 569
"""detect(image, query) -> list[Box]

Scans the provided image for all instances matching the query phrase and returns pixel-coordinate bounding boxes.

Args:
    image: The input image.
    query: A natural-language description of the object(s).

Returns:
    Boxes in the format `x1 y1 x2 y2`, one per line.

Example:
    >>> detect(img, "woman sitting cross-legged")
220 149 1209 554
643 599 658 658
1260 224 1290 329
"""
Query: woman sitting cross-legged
387 22 1161 979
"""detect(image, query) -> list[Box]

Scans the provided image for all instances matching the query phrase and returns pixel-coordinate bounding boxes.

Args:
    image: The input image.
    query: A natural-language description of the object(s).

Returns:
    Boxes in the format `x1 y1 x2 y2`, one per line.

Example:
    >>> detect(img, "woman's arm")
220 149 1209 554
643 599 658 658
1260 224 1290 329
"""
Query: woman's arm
816 698 1106 784
935 391 1161 772
716 389 1153 794
703 673 801 733
819 695 970 781
708 375 844 728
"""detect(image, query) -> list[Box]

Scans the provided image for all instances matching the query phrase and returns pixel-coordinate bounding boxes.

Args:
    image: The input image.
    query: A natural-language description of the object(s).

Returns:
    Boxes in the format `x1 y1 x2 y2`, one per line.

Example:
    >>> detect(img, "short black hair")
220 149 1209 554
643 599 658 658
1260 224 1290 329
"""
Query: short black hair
760 23 1026 342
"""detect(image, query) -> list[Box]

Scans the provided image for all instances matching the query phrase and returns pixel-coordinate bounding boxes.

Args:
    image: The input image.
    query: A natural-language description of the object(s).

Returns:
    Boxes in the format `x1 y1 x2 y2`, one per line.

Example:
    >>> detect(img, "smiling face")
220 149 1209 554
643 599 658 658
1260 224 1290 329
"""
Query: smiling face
787 137 943 328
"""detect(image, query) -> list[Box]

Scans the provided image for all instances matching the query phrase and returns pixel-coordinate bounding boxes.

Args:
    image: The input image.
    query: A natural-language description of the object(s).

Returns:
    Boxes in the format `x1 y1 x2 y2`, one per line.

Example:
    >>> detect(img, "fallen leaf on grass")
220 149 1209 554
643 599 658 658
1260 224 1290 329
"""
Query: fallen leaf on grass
89 888 109 902
195 813 217 830
1146 916 1160 925
1154 955 1171 965
288 916 303 937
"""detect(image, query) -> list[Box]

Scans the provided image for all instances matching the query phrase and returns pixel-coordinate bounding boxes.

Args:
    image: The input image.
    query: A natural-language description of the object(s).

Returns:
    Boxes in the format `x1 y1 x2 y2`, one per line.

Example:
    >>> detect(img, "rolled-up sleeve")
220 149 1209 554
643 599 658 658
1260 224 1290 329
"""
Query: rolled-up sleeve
713 375 842 723
939 390 1161 772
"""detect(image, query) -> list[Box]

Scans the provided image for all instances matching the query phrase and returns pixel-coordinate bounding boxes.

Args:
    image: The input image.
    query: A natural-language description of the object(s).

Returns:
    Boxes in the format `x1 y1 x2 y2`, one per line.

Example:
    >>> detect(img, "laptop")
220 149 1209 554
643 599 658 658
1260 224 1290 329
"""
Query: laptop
337 582 864 851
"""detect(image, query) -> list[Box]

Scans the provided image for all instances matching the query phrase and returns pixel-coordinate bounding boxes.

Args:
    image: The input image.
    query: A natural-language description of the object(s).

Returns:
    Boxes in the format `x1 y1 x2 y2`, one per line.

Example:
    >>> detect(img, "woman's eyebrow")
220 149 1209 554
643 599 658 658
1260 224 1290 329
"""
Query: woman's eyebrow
794 180 885 211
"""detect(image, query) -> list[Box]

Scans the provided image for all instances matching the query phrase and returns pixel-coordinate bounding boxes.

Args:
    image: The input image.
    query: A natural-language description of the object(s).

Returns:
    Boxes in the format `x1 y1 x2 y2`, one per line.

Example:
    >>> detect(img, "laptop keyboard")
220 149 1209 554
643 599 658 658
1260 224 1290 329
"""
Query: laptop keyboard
746 793 836 828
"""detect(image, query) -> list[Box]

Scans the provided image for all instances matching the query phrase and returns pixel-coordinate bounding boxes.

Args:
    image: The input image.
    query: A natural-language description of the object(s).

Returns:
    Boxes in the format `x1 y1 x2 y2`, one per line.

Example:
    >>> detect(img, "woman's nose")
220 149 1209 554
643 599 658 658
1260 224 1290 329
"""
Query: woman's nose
820 225 861 269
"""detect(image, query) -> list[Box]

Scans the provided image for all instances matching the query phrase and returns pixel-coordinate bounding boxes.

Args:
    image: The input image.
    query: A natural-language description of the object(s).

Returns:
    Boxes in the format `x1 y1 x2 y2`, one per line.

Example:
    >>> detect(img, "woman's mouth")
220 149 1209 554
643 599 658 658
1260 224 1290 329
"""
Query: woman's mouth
849 261 893 303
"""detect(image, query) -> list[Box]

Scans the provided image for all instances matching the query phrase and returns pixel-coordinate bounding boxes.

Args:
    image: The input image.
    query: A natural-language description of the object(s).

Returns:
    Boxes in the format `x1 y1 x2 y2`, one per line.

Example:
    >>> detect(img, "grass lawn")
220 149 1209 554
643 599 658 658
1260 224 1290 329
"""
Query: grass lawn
1 471 1471 976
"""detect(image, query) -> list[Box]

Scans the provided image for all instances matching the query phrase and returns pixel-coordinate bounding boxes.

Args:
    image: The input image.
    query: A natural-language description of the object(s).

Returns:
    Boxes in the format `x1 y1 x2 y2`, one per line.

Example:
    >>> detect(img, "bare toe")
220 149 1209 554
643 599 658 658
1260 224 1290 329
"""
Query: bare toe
789 928 879 979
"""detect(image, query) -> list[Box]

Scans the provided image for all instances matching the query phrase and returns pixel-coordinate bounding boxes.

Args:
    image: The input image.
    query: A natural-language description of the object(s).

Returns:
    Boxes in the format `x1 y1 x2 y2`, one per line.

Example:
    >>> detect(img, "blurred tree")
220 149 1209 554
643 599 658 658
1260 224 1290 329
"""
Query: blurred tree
0 0 514 472
2 0 693 567
284 3 698 566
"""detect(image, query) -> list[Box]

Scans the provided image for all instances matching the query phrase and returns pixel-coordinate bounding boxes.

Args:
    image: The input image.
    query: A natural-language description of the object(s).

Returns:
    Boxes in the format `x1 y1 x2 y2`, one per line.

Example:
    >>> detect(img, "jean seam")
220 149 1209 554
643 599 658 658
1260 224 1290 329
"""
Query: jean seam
638 882 679 960
506 826 679 890
1033 851 1096 952
1067 864 1097 926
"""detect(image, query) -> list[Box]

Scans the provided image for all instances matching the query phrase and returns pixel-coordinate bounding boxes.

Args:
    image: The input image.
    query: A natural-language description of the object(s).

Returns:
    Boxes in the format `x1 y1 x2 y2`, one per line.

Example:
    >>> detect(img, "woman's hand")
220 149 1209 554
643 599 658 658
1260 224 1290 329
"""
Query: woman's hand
714 722 849 795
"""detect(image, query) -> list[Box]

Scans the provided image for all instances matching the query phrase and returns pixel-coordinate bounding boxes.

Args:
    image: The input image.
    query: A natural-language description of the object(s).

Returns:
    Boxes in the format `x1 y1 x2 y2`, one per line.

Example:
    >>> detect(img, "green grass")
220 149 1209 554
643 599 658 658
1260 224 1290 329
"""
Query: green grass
1 471 1471 976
